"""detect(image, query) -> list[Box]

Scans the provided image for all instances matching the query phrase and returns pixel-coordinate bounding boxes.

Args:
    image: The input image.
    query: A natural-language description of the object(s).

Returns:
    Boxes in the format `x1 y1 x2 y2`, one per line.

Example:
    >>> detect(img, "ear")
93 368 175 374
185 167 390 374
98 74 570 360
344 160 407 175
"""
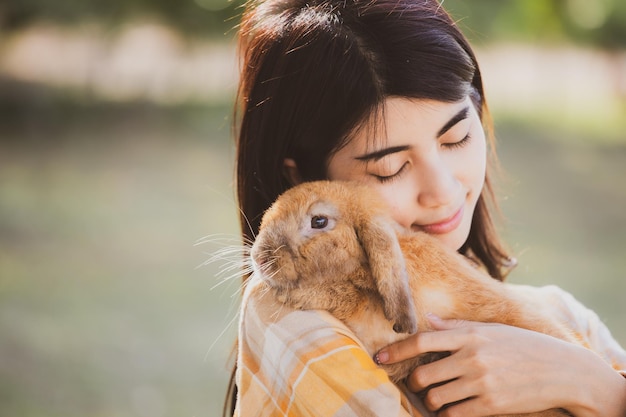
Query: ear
283 158 303 186
356 216 417 334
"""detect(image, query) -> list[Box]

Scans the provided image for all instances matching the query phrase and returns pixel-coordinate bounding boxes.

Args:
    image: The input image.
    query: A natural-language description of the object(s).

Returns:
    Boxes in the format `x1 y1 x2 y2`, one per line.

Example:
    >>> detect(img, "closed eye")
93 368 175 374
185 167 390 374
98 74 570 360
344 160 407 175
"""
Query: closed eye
373 161 409 183
442 133 471 150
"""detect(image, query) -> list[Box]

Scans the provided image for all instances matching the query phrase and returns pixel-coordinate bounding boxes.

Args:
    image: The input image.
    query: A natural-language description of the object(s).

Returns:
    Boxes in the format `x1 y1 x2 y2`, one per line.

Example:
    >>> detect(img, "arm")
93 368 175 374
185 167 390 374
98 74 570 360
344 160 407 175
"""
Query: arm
236 278 418 417
375 286 626 417
377 315 626 417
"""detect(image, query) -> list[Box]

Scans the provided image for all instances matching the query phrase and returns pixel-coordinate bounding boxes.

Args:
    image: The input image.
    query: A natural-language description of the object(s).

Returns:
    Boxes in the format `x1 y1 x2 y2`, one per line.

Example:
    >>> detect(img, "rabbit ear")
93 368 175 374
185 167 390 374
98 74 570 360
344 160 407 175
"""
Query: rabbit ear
356 217 417 334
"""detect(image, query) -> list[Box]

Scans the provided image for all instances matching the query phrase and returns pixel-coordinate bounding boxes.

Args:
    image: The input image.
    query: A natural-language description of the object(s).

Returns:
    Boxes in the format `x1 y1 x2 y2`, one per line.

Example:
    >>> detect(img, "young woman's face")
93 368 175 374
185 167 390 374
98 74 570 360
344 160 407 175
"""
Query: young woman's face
326 96 487 251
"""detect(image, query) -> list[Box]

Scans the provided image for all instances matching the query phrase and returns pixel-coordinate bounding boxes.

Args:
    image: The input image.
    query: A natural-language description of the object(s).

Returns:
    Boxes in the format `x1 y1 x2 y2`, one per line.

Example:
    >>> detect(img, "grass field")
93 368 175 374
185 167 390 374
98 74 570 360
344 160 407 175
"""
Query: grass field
0 83 625 417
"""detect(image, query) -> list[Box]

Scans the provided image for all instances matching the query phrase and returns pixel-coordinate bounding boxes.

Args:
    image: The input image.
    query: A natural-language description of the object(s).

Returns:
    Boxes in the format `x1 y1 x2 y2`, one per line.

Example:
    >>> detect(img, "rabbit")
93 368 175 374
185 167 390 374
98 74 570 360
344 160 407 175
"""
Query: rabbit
249 180 580 417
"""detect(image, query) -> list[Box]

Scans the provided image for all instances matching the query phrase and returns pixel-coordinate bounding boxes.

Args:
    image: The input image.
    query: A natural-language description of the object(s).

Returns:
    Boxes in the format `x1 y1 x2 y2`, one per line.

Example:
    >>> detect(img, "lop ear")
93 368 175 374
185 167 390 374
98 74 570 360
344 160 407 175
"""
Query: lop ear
356 217 417 334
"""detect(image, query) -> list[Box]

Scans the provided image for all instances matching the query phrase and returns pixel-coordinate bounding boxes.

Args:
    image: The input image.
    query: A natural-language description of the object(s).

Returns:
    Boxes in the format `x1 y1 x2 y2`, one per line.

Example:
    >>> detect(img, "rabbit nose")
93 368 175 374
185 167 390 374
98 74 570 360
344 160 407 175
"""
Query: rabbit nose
253 253 266 268
250 244 265 266
251 245 266 263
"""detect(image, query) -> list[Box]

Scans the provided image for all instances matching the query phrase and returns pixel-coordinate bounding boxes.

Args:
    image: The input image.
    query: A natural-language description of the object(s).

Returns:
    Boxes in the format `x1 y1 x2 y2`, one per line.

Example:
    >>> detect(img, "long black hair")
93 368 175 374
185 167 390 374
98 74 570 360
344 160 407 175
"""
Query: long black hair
228 0 511 414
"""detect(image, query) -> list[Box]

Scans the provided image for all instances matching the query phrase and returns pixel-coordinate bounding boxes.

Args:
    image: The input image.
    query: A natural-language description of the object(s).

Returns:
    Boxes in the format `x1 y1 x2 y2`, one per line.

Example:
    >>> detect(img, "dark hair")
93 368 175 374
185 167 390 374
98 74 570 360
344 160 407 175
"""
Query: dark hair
226 0 511 414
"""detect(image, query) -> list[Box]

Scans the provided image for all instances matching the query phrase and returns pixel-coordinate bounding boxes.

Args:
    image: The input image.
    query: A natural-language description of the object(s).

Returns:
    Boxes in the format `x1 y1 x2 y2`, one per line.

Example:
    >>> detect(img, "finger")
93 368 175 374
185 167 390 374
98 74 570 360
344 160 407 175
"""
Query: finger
406 353 460 392
427 313 497 331
421 377 478 413
375 329 461 365
437 395 492 417
375 318 500 365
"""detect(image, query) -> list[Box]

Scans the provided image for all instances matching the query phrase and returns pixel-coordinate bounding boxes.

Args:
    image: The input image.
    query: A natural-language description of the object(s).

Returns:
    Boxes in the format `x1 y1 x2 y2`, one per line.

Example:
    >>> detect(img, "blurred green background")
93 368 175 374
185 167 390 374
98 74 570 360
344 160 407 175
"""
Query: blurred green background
0 1 625 416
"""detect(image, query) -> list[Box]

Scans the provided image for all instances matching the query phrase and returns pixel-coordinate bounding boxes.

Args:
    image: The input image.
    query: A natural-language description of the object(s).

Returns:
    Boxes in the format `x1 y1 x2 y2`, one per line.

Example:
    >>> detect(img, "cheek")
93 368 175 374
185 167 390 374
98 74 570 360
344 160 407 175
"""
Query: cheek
473 134 488 190
373 184 416 228
460 128 487 194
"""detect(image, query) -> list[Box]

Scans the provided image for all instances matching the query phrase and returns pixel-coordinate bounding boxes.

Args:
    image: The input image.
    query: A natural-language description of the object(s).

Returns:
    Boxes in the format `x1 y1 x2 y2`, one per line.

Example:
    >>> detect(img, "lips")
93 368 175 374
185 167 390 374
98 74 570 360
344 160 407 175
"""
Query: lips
416 205 464 235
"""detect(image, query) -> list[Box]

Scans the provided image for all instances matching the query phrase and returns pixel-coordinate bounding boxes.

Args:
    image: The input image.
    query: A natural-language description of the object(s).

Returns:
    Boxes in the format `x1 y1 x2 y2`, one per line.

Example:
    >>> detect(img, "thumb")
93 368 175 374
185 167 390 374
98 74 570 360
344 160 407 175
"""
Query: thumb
426 313 482 330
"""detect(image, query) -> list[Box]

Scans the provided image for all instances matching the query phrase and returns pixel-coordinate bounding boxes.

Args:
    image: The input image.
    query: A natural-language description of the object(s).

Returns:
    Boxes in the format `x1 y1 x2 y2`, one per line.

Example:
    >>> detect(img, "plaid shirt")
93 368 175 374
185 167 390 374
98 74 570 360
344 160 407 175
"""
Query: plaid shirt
235 275 626 417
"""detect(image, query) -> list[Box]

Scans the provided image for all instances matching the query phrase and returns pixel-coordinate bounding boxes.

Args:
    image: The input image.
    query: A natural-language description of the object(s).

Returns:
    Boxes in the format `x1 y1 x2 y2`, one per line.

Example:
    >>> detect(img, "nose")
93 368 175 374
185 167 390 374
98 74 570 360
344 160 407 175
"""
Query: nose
415 158 460 209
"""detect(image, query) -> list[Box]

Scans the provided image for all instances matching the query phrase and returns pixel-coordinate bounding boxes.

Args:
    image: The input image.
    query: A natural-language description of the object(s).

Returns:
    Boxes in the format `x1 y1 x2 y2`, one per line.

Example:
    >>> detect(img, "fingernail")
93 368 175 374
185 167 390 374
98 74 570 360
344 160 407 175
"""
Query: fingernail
374 350 389 365
426 312 441 322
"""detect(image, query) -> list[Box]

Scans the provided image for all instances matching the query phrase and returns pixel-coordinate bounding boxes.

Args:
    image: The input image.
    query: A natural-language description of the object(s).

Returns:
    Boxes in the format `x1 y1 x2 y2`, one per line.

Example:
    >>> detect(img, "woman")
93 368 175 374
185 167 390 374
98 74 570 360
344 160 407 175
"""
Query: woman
226 0 626 415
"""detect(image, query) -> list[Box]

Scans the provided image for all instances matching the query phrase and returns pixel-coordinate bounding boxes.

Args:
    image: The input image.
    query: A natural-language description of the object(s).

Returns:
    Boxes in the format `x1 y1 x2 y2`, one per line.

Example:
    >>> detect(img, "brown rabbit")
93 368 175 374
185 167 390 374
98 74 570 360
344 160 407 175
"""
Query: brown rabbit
250 180 580 417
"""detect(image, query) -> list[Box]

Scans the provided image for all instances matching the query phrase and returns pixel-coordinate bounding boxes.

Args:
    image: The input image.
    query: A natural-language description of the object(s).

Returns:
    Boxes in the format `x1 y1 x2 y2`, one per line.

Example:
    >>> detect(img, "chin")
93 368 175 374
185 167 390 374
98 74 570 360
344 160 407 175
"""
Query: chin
425 232 461 252
438 225 472 252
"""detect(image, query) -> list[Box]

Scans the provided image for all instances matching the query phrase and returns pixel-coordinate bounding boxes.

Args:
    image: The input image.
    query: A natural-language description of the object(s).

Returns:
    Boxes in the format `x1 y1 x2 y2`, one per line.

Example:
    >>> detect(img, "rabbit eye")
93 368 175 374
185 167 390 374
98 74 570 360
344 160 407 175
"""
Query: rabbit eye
311 215 328 229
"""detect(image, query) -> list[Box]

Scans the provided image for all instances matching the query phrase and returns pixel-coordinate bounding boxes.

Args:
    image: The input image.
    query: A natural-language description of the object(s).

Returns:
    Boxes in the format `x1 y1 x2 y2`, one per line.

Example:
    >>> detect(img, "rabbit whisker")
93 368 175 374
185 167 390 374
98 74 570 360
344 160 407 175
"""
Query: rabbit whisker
271 244 286 254
203 301 241 360
197 244 250 267
211 269 249 291
197 251 245 270
229 274 251 298
269 298 285 321
194 233 249 247
264 265 284 282
203 185 256 241
258 257 280 275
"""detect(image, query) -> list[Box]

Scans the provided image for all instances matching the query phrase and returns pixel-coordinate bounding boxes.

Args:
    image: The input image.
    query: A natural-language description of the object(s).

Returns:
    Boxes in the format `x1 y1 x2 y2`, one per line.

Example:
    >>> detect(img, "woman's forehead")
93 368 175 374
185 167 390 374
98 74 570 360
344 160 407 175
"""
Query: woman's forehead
347 96 472 149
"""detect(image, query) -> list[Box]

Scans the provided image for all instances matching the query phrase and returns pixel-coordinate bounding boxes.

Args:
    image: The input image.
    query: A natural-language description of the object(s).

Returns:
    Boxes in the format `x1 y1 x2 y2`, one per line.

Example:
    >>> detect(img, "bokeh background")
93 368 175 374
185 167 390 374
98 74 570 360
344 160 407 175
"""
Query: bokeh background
0 1 625 416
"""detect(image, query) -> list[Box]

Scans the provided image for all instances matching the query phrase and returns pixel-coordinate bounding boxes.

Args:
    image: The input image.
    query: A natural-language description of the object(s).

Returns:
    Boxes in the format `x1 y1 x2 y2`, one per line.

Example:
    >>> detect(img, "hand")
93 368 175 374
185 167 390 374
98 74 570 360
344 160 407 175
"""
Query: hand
375 314 626 417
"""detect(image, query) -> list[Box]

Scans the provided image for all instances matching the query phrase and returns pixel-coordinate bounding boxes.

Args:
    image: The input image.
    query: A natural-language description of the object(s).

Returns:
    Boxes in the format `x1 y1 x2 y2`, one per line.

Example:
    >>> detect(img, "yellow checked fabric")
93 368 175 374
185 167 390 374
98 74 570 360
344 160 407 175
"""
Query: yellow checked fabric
235 276 626 417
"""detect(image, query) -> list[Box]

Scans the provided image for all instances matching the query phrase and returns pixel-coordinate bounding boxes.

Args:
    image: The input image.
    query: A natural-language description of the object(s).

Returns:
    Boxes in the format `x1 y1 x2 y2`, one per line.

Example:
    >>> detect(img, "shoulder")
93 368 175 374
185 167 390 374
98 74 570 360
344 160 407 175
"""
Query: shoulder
238 273 379 389
236 275 418 417
508 284 585 324
510 284 626 372
239 274 365 357
508 284 603 332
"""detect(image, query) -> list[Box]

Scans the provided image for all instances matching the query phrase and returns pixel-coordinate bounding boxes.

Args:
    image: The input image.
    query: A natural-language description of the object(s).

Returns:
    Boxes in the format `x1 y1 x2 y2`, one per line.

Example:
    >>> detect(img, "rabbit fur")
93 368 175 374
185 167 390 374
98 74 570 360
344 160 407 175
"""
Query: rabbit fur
250 180 580 417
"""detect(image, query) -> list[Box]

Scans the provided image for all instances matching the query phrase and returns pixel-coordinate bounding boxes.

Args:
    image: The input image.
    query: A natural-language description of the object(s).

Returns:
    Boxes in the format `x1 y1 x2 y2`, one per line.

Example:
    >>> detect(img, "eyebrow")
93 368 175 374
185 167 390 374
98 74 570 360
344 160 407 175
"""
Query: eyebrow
355 145 410 162
354 105 470 162
437 106 469 138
